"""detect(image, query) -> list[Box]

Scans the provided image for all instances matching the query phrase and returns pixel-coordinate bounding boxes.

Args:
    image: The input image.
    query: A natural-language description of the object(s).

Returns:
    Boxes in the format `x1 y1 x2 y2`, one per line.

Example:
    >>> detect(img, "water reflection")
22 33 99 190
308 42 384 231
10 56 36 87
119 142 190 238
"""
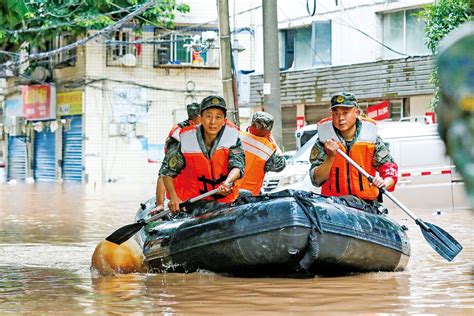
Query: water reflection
0 183 472 314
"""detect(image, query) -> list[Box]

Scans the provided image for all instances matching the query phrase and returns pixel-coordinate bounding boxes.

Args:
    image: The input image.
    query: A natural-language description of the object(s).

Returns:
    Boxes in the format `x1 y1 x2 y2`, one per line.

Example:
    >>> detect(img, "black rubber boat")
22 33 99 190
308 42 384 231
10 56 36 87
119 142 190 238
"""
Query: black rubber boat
135 190 410 276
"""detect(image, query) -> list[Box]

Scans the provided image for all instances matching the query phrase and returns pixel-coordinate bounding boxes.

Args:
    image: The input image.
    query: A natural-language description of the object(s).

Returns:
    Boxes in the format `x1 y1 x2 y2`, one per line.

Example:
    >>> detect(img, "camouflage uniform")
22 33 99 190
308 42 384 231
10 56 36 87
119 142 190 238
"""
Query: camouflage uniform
250 112 286 173
309 118 395 186
159 124 246 179
163 102 201 154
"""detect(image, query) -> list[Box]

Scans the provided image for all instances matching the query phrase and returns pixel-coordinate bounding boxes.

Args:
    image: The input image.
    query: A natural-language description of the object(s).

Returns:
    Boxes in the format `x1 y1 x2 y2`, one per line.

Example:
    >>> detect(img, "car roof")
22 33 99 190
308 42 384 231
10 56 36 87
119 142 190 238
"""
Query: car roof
378 122 439 139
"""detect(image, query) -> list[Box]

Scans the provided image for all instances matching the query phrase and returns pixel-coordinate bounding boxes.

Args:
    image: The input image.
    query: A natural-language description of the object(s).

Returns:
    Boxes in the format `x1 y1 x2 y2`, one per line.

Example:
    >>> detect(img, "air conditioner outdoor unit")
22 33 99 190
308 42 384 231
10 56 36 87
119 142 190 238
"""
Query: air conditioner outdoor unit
31 66 51 82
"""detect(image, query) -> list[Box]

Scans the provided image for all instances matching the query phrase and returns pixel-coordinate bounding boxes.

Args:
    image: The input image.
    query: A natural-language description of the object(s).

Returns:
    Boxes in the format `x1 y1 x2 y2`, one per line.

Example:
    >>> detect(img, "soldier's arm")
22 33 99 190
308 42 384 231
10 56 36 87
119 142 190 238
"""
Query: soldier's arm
228 138 245 179
309 140 332 186
264 151 286 173
373 136 398 191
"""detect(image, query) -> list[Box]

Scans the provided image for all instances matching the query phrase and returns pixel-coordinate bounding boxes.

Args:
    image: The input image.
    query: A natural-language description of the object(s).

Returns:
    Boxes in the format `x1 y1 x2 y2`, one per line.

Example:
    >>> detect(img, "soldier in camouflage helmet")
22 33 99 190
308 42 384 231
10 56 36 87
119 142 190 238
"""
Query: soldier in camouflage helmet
309 92 399 204
236 111 286 196
251 111 274 132
159 95 245 213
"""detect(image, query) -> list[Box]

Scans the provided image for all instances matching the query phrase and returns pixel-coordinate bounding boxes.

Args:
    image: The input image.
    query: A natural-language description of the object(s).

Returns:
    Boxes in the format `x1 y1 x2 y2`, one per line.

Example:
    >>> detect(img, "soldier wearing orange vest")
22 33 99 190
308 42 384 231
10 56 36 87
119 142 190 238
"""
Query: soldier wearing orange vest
310 92 398 203
159 96 245 213
237 112 286 196
154 102 201 210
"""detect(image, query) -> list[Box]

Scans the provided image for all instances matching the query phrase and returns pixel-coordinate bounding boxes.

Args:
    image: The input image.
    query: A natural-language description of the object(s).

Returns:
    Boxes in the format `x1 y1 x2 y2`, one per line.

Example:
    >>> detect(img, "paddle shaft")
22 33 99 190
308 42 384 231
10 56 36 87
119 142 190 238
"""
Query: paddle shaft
105 187 223 245
336 148 429 229
146 187 222 223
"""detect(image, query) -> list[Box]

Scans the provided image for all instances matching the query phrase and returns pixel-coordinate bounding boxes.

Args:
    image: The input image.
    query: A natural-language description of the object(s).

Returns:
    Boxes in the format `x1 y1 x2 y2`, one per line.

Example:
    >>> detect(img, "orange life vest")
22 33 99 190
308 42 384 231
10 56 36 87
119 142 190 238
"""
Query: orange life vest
317 117 379 201
173 122 240 203
237 131 277 196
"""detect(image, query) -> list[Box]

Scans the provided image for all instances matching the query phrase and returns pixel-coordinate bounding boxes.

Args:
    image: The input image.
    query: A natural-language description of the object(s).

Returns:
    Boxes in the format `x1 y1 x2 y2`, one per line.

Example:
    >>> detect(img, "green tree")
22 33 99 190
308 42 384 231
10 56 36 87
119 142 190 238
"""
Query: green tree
416 0 471 109
0 0 190 62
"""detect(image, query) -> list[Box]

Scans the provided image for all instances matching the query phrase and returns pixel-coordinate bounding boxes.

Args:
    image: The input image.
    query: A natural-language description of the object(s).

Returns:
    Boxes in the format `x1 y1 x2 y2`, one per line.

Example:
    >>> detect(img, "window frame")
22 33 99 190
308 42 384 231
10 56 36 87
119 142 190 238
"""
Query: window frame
279 20 332 71
153 27 220 68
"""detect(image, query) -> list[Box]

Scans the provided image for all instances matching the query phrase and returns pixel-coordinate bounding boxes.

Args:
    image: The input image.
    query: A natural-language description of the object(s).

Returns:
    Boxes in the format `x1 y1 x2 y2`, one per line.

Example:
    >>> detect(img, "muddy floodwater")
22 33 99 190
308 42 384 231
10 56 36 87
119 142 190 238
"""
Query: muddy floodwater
0 183 472 314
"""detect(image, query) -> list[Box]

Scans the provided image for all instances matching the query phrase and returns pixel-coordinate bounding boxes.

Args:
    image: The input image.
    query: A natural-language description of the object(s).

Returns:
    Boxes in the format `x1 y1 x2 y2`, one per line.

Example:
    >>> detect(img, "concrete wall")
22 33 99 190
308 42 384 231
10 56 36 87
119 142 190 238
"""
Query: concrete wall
82 30 223 184
254 0 434 74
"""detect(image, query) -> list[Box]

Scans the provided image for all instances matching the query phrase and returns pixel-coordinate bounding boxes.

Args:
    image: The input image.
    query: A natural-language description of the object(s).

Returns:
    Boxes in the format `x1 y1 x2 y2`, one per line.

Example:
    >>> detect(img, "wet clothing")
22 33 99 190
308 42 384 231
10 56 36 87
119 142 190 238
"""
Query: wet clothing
237 131 286 196
310 117 398 201
159 121 245 204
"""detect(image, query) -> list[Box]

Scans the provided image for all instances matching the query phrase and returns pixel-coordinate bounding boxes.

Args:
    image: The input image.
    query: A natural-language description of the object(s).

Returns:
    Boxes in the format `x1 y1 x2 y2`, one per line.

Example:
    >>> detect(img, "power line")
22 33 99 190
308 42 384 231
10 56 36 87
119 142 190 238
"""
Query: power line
0 0 157 72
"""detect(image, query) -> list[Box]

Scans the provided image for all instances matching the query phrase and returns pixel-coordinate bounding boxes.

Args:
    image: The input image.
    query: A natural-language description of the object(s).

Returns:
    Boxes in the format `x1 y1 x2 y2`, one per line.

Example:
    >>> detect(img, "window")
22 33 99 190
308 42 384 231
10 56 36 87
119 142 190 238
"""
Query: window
154 28 219 67
382 8 430 59
106 29 140 67
279 21 331 71
54 34 76 68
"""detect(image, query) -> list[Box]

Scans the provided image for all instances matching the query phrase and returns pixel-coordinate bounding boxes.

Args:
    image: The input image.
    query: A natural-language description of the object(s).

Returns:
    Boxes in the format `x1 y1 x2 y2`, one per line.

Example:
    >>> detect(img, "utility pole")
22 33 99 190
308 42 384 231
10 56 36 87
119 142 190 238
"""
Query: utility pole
262 0 282 145
217 0 238 124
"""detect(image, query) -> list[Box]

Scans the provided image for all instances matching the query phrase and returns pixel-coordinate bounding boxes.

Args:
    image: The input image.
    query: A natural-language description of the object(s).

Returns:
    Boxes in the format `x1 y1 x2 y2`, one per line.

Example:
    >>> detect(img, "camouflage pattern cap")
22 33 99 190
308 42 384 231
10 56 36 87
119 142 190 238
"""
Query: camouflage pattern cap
251 111 274 131
200 95 227 116
330 92 358 109
186 102 201 119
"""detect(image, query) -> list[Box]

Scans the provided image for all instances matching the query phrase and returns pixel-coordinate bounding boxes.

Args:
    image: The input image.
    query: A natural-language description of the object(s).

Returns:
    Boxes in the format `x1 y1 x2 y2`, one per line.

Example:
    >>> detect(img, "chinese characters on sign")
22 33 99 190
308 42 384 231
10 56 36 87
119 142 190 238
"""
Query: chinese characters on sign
296 116 305 130
57 91 83 116
21 85 56 120
366 101 390 120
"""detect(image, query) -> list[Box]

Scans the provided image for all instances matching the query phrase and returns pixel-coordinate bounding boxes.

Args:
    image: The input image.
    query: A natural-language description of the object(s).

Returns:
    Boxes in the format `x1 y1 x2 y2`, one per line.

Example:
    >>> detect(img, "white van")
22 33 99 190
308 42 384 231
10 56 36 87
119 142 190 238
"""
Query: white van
263 122 469 210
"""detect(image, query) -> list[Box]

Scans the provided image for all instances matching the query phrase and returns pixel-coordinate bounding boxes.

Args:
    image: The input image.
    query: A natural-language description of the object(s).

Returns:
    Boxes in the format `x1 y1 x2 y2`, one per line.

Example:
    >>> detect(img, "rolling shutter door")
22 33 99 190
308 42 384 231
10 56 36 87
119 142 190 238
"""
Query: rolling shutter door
282 106 297 151
305 104 328 125
7 136 27 181
34 129 56 181
62 115 83 182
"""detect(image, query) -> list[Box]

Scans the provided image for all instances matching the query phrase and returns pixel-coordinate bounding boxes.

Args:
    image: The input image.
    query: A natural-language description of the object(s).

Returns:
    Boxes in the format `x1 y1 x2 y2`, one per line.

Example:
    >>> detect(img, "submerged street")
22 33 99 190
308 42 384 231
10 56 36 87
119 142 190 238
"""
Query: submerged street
0 183 472 314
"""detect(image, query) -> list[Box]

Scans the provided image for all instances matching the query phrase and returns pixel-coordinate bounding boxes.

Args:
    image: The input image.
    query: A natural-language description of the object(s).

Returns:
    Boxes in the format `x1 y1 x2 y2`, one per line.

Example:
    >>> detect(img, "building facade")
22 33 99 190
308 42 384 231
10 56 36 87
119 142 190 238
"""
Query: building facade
0 0 261 184
248 0 436 150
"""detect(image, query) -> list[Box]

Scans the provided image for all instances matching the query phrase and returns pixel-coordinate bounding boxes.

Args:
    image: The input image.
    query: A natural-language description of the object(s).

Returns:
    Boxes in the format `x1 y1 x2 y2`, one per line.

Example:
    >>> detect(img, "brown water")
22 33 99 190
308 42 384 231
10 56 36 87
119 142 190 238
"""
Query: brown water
0 183 472 315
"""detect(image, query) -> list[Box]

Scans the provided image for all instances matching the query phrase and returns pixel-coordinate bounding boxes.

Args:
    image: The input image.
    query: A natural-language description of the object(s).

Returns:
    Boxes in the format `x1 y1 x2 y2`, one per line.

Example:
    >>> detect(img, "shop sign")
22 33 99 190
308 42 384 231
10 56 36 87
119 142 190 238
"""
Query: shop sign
366 100 390 120
57 91 83 116
22 85 56 120
4 96 22 124
296 116 305 130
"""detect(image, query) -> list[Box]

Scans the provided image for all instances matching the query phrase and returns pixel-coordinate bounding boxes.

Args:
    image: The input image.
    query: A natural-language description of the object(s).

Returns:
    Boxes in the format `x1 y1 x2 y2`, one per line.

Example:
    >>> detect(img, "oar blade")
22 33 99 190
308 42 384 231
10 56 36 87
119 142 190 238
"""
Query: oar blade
419 221 463 262
105 222 145 245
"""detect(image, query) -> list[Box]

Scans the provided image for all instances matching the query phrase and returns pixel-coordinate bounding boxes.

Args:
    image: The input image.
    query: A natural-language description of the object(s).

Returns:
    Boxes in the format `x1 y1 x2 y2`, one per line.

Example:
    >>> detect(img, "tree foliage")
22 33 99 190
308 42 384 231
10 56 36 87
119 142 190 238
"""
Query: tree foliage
416 0 471 54
0 0 190 56
415 0 471 109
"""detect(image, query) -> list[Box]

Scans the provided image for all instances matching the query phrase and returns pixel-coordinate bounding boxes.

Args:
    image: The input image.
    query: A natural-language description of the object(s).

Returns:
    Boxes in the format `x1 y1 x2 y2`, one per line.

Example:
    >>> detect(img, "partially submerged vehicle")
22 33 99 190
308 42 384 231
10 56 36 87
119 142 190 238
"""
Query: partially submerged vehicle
135 191 411 277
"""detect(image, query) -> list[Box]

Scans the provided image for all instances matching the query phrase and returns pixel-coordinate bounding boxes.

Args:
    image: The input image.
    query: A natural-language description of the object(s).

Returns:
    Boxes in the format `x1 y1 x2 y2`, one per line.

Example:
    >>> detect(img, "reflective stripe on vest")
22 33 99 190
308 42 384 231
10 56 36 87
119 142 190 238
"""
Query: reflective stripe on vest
169 125 181 142
238 131 276 196
317 117 378 144
317 117 379 200
175 123 240 203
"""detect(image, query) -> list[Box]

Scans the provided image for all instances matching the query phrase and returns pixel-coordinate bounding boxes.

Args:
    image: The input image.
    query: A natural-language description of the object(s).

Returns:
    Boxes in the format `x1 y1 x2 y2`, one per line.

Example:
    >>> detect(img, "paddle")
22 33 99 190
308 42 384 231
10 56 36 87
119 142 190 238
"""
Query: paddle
105 187 221 245
336 148 463 262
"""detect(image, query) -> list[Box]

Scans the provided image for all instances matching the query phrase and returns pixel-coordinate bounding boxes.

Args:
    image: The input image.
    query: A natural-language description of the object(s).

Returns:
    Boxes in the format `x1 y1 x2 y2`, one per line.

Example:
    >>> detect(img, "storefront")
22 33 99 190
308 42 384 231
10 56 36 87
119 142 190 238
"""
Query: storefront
57 91 83 182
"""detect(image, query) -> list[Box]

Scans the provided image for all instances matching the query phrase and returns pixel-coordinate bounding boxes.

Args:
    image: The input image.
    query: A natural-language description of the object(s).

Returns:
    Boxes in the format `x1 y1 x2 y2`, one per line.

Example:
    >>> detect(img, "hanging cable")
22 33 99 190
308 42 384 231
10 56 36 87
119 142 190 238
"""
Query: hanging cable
306 0 316 16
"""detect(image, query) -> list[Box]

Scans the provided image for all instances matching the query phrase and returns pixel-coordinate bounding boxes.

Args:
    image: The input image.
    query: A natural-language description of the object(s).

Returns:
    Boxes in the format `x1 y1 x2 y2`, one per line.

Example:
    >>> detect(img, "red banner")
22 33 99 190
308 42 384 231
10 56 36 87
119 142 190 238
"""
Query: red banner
22 85 56 120
366 101 390 120
296 116 305 130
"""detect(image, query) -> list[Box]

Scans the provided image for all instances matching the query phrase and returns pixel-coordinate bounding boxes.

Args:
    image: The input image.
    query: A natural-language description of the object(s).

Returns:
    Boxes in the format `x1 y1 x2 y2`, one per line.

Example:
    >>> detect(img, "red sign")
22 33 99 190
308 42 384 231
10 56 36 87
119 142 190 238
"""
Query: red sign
296 116 305 130
22 85 56 120
366 101 390 120
425 111 436 124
